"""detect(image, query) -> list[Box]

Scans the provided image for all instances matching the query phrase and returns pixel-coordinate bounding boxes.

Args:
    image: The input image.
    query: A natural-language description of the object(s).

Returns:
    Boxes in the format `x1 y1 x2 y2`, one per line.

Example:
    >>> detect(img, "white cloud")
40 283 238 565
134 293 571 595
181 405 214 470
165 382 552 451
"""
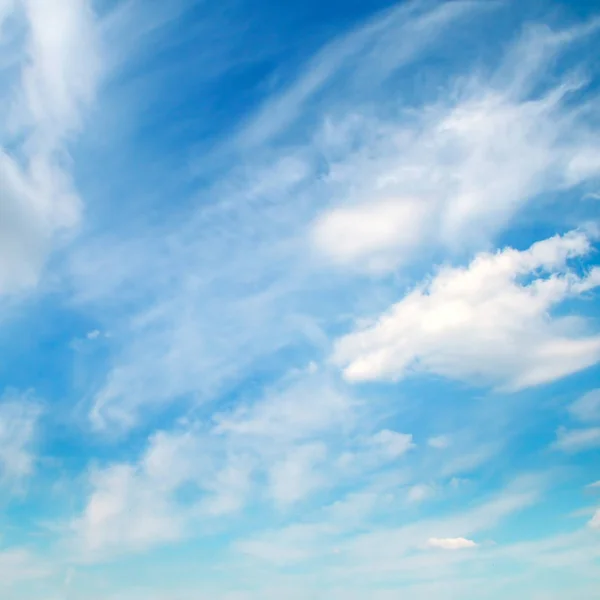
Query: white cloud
268 443 327 508
589 509 600 529
64 2 497 436
235 477 541 568
70 421 218 561
72 463 185 560
201 455 253 517
71 425 220 560
428 435 450 449
311 198 428 272
236 0 488 149
554 427 600 453
310 21 600 273
569 389 600 423
426 537 477 550
407 484 435 504
71 371 403 559
333 230 600 390
0 548 50 588
70 7 600 439
213 375 356 442
0 391 41 488
0 0 101 294
369 429 414 459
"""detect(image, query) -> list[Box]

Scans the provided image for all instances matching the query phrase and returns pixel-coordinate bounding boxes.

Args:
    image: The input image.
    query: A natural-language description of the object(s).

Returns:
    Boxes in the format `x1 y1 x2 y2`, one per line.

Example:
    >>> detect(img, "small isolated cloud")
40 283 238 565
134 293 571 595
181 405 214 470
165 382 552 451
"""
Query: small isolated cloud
369 429 415 459
428 435 451 449
554 427 600 453
86 329 101 340
427 537 478 550
311 197 428 272
407 484 434 503
588 509 600 529
333 230 600 390
569 389 600 423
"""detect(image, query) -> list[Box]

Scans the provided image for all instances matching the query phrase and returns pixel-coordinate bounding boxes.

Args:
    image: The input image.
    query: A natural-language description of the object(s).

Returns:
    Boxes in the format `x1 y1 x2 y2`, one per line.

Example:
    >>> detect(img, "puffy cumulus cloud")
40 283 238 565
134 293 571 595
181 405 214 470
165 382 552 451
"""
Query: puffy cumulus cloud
0 391 42 489
426 537 477 550
311 198 428 273
569 389 600 423
309 21 600 273
0 0 101 295
333 230 600 390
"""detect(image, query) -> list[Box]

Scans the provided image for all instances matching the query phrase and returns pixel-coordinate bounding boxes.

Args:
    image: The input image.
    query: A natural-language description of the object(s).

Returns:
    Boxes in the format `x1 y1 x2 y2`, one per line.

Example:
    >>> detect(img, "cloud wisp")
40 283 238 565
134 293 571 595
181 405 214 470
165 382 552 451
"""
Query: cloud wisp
0 0 101 295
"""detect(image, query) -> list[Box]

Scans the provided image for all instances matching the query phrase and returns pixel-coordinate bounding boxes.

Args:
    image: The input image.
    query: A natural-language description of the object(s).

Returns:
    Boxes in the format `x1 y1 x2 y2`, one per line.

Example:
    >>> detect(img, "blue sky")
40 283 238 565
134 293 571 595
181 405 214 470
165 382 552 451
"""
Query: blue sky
1 0 600 598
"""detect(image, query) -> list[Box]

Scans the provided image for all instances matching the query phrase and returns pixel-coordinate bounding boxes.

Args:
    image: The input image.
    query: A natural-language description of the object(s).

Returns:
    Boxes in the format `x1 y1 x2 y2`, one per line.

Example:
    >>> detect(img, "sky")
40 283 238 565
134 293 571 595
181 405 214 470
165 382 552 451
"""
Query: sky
0 0 600 598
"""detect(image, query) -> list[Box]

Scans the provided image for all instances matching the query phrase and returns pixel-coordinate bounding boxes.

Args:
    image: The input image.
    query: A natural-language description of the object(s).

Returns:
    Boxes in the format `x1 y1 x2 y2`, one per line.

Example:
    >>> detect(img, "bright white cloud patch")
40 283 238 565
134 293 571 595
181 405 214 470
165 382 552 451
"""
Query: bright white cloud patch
333 230 600 389
589 509 600 529
311 198 428 272
0 0 100 294
426 537 477 550
310 22 600 273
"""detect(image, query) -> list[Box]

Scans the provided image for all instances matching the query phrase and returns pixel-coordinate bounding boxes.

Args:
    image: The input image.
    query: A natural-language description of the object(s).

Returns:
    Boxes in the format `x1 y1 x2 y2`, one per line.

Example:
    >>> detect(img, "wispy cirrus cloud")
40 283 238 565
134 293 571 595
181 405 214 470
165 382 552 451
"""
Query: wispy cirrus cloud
554 426 600 453
309 20 600 273
0 0 101 295
569 389 600 422
68 2 600 438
